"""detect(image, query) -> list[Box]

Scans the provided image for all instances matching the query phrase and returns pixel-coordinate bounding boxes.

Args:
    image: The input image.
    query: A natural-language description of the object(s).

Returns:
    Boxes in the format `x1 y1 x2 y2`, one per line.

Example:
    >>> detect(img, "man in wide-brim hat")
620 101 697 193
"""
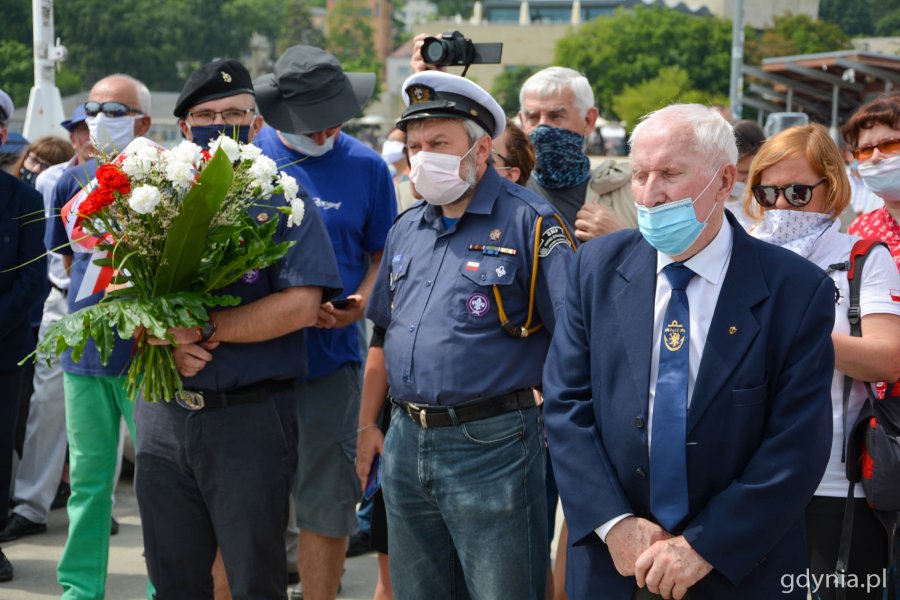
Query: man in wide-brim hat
254 45 397 600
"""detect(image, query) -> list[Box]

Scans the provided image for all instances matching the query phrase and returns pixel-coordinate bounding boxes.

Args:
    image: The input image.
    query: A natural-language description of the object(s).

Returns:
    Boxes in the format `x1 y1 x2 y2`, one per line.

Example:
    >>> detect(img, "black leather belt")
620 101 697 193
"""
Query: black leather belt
174 379 295 411
395 389 536 428
49 281 68 294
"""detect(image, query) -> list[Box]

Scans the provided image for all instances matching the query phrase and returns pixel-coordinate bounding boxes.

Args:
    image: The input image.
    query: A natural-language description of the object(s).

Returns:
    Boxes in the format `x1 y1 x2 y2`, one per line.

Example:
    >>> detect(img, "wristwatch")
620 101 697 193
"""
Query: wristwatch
198 318 217 343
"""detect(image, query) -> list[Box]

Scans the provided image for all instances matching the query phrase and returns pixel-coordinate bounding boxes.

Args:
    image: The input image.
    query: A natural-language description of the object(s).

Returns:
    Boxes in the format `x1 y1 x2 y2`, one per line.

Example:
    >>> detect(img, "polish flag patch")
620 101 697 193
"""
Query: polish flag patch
466 261 480 271
890 289 900 302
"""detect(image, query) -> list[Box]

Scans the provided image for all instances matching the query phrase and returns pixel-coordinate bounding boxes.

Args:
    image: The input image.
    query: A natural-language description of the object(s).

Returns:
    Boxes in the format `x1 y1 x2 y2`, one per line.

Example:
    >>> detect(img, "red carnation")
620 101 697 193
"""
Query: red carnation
96 164 131 195
78 187 117 217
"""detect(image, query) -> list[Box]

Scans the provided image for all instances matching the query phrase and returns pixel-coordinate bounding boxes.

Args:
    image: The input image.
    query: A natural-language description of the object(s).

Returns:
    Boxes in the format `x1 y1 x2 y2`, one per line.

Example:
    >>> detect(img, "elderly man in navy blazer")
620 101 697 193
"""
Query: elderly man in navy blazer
543 104 835 600
0 87 46 582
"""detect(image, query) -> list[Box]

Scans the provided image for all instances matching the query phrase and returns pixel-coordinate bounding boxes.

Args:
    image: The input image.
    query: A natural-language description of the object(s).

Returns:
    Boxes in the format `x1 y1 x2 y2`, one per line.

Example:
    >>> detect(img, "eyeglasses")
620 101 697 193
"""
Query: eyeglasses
492 150 513 170
851 138 900 161
186 108 256 126
83 101 142 118
752 179 827 208
25 153 52 171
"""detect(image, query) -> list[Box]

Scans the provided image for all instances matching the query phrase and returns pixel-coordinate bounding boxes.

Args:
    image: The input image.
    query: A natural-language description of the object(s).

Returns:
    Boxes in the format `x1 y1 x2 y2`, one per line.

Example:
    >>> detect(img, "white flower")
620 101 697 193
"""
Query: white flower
121 145 160 179
164 158 196 190
208 135 241 162
288 196 305 228
249 154 278 181
170 140 203 165
239 143 263 161
278 172 299 201
129 185 162 215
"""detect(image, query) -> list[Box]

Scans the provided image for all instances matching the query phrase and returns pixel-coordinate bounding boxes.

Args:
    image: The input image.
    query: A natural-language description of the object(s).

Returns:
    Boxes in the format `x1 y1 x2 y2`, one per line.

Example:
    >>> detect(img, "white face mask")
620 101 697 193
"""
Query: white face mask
280 131 336 157
87 114 136 155
729 181 746 201
858 154 900 201
381 139 406 165
409 144 476 206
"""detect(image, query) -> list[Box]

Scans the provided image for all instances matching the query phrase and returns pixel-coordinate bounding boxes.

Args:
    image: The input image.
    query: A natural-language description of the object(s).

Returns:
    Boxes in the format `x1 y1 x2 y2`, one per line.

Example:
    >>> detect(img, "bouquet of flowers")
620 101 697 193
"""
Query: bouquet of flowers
29 135 305 402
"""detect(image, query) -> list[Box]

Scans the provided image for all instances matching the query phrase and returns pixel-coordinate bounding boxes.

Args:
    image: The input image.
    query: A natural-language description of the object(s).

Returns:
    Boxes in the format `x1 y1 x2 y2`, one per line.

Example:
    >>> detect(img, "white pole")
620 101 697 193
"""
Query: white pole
23 0 68 140
728 0 744 121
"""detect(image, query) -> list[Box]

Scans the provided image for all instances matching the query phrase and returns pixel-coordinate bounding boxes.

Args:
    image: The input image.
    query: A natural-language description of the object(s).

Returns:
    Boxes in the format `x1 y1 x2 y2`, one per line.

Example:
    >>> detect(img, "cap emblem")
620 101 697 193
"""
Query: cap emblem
407 84 435 104
221 71 232 83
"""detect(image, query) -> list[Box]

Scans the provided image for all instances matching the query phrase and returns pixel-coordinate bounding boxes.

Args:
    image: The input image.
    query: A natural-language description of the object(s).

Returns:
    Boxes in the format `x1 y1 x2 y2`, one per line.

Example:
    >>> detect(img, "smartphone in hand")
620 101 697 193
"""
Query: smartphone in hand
331 297 359 310
364 454 382 500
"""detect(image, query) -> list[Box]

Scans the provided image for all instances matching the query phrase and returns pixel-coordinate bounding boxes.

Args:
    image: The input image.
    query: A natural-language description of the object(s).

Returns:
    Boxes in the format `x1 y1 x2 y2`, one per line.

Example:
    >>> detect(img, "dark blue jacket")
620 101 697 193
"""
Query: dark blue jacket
543 212 836 599
0 170 46 372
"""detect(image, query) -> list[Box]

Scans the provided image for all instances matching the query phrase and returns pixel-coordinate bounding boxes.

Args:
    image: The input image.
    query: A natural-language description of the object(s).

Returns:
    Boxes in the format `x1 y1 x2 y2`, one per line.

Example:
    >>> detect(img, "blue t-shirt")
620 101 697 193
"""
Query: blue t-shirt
254 127 397 379
47 159 134 376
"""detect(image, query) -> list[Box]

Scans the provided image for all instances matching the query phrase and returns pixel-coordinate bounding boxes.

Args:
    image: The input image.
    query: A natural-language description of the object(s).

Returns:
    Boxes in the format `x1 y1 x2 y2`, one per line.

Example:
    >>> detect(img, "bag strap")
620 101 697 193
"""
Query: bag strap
832 239 888 598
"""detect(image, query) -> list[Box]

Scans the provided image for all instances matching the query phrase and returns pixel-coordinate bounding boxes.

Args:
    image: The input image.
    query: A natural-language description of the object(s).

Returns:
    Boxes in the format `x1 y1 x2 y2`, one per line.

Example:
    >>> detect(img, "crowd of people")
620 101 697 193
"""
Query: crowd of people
0 34 899 600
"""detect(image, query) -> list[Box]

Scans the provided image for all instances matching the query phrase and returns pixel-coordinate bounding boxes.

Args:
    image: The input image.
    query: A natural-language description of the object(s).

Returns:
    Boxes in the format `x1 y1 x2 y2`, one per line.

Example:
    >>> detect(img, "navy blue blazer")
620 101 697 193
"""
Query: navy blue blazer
543 212 835 599
0 170 46 372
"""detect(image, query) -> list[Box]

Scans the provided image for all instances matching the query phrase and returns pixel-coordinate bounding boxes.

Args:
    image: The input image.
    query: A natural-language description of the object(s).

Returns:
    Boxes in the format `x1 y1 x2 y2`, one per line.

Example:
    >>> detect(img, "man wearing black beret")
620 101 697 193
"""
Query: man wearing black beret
172 58 261 148
132 58 342 600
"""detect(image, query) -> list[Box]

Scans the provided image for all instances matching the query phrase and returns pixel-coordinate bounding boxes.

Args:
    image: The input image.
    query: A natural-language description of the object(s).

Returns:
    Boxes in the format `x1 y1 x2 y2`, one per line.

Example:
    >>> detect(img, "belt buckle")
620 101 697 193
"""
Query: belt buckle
406 403 429 428
175 390 205 411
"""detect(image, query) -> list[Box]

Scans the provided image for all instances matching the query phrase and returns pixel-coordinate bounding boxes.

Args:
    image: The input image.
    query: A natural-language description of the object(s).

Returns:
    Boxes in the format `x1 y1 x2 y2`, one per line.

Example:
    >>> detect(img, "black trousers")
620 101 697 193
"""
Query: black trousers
0 371 22 531
805 495 891 600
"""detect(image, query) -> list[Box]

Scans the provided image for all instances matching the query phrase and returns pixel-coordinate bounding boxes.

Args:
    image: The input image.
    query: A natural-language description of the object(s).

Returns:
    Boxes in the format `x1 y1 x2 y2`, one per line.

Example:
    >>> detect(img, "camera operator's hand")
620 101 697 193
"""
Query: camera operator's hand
411 33 447 73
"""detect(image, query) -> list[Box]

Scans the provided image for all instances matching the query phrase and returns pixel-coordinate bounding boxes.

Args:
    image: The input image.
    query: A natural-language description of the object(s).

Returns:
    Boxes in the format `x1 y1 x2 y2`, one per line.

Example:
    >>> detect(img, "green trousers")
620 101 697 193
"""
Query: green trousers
57 372 136 600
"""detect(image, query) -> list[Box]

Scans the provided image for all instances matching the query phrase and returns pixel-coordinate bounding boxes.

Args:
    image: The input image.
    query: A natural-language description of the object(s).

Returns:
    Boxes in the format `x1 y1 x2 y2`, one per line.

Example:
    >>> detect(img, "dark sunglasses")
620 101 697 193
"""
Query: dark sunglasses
83 101 142 118
752 179 827 208
852 138 900 161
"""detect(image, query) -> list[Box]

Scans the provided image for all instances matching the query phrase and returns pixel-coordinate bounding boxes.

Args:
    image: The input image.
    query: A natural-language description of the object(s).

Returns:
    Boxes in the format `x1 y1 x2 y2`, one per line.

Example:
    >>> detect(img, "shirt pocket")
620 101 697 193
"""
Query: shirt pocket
454 256 520 323
389 254 412 309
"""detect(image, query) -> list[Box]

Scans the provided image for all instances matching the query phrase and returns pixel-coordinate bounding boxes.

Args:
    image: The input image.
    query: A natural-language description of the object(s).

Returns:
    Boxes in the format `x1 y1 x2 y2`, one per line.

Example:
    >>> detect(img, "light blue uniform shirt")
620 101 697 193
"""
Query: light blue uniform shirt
367 167 573 406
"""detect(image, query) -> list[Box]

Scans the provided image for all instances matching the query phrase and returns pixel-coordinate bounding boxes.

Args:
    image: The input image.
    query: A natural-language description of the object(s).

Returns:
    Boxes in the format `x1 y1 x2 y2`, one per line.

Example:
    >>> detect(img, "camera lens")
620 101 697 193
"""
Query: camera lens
422 39 447 65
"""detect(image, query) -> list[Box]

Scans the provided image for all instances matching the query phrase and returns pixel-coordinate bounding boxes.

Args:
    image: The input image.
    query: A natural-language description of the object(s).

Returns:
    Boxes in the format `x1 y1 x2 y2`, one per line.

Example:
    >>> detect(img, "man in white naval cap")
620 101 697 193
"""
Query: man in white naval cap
359 70 574 599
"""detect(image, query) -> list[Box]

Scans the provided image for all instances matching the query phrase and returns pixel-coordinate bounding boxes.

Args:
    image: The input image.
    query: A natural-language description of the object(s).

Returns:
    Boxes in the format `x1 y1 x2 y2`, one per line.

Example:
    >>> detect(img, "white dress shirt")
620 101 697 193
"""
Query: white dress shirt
596 218 734 542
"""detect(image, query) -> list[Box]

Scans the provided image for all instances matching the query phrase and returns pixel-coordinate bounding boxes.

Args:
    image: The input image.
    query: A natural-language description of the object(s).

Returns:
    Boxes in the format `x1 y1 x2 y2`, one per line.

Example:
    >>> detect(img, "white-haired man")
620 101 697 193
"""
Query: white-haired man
543 104 835 599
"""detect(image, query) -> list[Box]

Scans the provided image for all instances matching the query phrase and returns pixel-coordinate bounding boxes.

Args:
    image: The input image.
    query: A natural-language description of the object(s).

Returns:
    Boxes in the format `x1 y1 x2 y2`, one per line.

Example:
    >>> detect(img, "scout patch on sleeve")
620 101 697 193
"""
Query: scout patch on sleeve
538 226 570 257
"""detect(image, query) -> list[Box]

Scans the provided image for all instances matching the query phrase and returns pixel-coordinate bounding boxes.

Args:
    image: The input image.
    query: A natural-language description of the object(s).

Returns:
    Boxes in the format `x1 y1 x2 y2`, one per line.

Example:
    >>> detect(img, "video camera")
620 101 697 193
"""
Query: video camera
421 31 503 71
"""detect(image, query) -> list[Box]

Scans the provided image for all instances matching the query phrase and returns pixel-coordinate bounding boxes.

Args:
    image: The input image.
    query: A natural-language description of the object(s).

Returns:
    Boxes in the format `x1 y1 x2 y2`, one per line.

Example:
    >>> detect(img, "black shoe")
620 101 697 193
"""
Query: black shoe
50 481 70 510
345 531 373 557
110 517 119 536
0 547 12 582
0 513 47 542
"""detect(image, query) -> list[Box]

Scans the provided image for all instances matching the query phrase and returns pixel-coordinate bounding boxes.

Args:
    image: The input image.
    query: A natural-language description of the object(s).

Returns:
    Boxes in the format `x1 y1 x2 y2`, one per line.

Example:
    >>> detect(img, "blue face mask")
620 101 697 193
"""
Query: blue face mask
190 124 251 149
529 124 591 190
636 169 719 256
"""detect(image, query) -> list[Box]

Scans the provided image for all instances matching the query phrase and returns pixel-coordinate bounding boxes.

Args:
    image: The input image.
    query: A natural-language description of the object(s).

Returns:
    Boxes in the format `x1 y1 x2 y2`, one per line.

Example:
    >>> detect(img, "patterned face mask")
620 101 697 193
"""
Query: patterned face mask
750 209 834 258
528 124 591 190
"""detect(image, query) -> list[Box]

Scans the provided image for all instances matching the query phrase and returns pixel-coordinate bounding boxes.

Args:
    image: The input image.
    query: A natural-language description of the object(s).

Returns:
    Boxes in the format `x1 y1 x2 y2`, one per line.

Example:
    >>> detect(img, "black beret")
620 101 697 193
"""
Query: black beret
174 59 254 119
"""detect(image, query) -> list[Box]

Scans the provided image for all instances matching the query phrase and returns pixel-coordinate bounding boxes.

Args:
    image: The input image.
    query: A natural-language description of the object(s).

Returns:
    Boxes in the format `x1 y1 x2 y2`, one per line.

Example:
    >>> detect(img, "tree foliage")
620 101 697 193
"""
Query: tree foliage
819 0 874 36
326 0 382 97
53 0 285 90
277 0 325 54
746 13 852 61
612 67 725 131
491 66 539 116
0 40 81 108
555 5 733 120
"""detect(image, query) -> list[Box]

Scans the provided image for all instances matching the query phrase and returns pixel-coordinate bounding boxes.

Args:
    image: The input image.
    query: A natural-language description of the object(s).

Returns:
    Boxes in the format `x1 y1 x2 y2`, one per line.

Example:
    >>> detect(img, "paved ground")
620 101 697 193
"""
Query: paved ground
0 477 381 600
2 478 565 599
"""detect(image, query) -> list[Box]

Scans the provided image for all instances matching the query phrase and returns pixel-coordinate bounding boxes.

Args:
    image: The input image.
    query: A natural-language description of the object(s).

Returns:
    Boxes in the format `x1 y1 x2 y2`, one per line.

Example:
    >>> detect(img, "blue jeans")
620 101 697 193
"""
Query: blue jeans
382 404 547 600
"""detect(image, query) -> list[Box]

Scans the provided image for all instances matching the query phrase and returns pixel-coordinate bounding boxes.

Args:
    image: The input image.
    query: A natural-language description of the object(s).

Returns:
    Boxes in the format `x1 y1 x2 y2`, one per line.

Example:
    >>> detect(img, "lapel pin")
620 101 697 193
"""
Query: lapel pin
728 326 737 335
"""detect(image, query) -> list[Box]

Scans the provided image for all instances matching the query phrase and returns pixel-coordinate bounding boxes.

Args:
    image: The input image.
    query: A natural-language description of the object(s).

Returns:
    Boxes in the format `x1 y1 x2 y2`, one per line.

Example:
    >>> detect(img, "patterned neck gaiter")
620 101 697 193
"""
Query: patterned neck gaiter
529 124 591 190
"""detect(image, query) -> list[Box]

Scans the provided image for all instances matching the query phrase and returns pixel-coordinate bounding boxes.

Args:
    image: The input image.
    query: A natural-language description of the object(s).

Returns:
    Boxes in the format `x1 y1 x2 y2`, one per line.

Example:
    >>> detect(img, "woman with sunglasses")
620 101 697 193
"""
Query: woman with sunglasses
842 93 900 270
744 123 900 600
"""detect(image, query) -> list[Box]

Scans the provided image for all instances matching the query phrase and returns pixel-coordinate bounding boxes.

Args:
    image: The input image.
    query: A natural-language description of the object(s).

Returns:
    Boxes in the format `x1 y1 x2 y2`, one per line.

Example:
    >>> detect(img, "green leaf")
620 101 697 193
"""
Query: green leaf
153 149 234 295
